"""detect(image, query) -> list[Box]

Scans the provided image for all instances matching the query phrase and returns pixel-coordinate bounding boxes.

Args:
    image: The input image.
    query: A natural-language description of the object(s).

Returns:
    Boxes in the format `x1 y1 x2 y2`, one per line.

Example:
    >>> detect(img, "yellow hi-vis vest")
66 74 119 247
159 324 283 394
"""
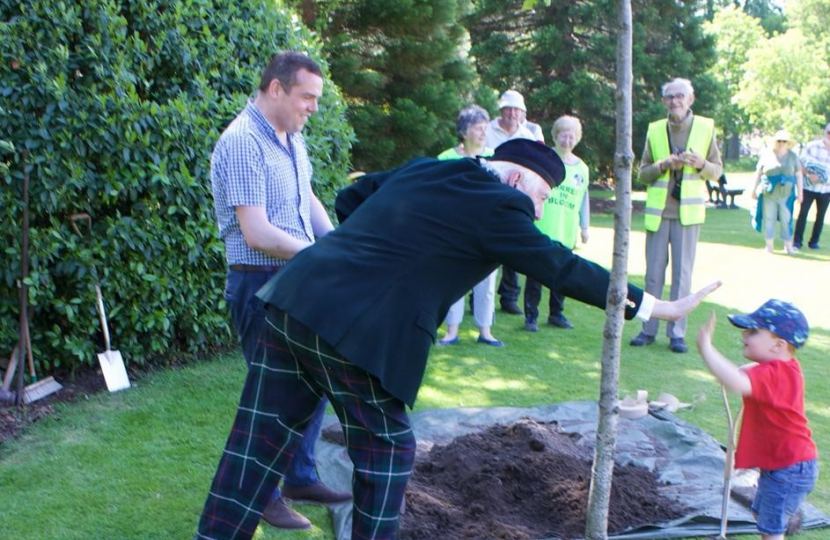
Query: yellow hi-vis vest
644 116 714 231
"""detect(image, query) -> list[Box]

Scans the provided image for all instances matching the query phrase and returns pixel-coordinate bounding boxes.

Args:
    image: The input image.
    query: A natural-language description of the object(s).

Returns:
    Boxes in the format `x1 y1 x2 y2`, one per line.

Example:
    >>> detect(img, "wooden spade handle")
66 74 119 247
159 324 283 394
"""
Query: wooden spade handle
69 212 92 236
94 284 112 351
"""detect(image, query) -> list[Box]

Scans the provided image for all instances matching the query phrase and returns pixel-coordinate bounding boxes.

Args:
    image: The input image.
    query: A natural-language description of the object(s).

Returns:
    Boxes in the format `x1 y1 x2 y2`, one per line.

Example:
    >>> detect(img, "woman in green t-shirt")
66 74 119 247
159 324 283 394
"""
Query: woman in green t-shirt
436 105 503 347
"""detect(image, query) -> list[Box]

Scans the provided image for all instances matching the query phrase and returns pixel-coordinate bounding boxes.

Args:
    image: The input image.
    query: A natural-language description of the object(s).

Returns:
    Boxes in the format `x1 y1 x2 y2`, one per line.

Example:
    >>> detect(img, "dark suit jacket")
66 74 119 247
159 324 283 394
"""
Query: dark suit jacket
257 157 643 407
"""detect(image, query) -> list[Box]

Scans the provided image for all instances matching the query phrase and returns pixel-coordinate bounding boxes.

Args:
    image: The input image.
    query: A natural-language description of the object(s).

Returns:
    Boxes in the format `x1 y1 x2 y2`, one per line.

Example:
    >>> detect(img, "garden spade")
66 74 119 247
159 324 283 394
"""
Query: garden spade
71 213 130 392
93 281 130 392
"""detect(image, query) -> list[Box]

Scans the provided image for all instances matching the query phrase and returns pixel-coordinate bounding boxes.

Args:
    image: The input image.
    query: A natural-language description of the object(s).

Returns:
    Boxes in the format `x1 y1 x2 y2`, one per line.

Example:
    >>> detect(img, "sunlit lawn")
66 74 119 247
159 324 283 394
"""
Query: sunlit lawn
1 174 828 539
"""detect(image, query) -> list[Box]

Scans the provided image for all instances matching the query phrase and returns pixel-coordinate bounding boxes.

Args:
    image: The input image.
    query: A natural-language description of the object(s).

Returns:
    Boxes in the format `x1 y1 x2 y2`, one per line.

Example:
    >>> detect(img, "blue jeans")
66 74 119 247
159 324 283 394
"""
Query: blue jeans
762 192 794 241
752 459 819 535
225 269 325 498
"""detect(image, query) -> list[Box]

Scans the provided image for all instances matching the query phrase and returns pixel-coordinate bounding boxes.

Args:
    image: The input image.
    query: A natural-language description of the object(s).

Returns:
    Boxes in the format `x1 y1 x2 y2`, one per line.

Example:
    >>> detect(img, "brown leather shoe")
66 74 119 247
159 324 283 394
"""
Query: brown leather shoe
261 498 312 530
281 481 352 504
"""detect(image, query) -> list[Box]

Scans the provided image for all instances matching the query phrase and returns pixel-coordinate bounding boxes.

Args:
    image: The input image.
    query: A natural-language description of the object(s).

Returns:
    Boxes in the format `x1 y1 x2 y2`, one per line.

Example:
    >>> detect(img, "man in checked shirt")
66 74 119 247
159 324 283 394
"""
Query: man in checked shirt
794 122 830 250
205 51 350 531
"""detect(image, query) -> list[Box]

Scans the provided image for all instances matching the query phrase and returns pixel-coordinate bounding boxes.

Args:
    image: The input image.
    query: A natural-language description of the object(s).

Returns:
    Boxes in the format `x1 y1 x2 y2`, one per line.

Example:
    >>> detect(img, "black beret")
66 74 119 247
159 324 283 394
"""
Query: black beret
490 139 566 187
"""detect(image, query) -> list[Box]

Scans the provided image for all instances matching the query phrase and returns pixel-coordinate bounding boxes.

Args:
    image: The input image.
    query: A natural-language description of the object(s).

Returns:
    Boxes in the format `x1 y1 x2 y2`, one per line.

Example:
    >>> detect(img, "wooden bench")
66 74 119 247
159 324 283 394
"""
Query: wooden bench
722 188 744 208
706 177 744 209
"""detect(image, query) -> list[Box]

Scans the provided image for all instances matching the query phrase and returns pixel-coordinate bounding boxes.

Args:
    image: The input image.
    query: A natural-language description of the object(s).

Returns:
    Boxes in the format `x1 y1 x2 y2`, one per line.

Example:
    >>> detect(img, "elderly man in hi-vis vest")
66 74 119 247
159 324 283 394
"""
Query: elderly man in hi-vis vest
630 78 723 354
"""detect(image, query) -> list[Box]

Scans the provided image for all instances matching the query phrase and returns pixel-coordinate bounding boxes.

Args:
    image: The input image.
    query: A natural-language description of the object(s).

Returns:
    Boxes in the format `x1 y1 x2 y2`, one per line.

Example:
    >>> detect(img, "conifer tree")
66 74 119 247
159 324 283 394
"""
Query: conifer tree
467 0 717 179
292 0 478 171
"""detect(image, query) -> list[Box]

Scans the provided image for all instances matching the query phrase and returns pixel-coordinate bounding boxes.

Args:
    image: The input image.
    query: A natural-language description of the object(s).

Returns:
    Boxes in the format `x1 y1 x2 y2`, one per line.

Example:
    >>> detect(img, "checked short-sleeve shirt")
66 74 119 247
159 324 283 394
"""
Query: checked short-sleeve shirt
212 100 315 267
800 139 830 194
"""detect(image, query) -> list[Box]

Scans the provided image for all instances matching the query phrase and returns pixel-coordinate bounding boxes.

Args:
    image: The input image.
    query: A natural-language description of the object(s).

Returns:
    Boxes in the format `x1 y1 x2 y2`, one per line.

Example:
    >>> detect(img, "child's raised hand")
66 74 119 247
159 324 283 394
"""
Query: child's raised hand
696 311 717 352
696 311 753 395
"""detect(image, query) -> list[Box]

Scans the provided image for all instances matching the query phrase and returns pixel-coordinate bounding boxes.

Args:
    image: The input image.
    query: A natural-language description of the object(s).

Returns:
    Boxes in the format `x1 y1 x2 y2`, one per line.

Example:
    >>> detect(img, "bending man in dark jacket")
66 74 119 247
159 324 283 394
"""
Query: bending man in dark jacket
196 140 720 540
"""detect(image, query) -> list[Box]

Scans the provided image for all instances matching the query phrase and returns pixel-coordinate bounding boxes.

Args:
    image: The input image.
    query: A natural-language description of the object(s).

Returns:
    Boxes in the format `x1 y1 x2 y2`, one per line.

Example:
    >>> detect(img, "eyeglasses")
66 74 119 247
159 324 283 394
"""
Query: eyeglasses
662 93 686 101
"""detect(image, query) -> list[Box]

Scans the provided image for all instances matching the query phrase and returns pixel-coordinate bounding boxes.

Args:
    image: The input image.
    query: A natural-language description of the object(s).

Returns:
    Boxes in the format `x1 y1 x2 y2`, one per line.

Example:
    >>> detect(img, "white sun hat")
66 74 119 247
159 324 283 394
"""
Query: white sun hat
497 90 526 111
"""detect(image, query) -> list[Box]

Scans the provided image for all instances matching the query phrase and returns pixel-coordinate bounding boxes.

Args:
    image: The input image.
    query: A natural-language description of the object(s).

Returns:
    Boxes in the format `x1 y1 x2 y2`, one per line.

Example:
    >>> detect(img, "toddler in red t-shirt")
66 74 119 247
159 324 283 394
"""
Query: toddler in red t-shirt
696 299 818 540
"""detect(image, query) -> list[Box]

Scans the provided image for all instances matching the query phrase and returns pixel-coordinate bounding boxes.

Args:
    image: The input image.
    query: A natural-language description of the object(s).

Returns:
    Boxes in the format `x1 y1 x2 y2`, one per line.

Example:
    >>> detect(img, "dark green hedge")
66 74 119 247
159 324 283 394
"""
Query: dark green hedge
0 0 353 373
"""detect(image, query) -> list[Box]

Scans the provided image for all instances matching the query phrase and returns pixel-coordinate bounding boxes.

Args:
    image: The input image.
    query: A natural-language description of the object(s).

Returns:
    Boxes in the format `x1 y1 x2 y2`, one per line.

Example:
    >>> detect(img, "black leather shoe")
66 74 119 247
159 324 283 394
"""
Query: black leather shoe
282 481 352 504
261 498 312 529
500 301 523 315
808 242 820 250
547 314 574 329
629 332 655 347
669 337 688 353
524 319 539 332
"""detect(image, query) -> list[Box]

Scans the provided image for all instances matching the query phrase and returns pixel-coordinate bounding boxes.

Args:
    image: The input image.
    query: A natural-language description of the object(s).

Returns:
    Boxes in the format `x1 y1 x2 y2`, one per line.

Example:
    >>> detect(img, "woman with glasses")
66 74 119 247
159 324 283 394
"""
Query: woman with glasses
435 105 504 347
751 130 803 254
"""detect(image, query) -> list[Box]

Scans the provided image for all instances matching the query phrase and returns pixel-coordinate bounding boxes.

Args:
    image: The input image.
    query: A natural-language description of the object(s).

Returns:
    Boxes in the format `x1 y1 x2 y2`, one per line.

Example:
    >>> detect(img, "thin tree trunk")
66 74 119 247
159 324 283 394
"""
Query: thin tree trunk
726 132 741 161
584 0 633 538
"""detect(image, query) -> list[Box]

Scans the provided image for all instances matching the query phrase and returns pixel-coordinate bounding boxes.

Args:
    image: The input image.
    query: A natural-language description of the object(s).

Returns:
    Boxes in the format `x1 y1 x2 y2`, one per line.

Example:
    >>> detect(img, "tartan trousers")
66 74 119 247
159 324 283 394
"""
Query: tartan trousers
196 307 416 540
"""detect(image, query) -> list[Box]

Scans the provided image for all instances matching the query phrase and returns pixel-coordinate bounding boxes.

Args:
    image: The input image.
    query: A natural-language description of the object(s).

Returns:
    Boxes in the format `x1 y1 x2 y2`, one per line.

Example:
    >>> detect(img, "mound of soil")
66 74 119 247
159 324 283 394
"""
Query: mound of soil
399 418 688 540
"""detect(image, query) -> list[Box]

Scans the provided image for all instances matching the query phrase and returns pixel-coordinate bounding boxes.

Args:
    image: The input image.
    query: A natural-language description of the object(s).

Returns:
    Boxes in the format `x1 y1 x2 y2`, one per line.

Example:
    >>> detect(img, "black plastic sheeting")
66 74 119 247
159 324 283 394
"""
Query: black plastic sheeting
312 402 828 540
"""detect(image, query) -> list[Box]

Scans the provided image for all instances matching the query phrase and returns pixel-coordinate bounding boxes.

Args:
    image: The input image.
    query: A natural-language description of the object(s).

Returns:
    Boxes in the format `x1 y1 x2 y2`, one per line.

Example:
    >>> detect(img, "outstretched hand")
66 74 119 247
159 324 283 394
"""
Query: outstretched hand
651 280 722 322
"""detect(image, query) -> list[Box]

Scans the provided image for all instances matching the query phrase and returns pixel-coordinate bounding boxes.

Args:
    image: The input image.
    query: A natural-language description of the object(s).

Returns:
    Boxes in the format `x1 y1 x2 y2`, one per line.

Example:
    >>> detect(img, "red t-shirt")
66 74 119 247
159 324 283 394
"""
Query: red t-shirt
735 358 818 470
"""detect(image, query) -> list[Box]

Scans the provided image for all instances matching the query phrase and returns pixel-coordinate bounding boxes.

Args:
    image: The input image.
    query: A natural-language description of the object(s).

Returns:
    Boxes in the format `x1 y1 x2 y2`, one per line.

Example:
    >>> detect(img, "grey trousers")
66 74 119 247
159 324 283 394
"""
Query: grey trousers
642 218 700 339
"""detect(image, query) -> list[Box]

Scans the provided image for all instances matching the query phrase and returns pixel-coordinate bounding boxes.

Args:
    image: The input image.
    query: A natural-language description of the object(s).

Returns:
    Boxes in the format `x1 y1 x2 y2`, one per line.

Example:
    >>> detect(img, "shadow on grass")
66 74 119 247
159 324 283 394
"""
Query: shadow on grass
0 293 827 539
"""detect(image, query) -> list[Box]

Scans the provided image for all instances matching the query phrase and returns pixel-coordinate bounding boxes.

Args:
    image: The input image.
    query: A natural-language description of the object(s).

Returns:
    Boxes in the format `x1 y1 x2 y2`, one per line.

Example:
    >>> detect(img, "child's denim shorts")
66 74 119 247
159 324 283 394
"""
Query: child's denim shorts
752 459 819 534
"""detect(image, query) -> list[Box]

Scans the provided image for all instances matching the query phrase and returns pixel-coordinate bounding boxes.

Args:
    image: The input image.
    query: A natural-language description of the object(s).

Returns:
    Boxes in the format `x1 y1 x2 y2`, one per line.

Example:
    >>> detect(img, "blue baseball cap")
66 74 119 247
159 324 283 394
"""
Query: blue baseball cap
727 299 809 349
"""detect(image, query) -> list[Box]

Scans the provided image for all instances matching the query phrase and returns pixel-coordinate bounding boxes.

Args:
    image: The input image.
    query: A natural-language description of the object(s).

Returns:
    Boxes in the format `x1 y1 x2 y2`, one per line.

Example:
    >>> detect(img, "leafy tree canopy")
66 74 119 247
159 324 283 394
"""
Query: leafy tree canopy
788 0 830 51
703 5 765 156
734 28 830 140
710 0 787 34
737 0 786 33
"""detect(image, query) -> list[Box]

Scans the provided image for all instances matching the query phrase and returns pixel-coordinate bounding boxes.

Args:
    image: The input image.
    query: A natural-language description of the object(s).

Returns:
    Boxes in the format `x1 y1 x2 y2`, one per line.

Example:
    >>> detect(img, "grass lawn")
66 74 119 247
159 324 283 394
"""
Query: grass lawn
1 173 829 540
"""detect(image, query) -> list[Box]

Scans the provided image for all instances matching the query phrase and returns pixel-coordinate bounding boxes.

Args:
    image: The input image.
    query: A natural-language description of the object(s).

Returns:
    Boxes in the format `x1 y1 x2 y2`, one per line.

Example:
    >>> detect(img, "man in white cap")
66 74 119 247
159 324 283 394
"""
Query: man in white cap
486 90 536 149
486 89 537 314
